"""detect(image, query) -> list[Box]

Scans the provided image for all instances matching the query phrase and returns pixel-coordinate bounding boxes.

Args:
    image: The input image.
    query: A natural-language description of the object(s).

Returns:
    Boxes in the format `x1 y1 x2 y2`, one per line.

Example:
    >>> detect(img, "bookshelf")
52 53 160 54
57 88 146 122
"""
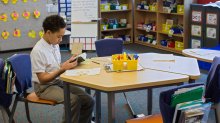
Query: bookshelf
134 0 196 54
58 0 71 30
100 0 133 44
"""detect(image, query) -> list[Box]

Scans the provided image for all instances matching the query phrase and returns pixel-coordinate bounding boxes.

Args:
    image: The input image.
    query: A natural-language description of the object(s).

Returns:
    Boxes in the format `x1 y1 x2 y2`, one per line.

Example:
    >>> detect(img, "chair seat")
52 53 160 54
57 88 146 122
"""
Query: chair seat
126 114 163 123
26 92 57 105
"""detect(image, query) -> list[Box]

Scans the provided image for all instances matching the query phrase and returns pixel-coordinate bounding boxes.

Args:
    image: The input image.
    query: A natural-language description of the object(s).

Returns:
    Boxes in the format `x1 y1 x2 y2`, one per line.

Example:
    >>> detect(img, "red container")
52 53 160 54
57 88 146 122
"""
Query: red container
197 0 218 4
167 41 175 48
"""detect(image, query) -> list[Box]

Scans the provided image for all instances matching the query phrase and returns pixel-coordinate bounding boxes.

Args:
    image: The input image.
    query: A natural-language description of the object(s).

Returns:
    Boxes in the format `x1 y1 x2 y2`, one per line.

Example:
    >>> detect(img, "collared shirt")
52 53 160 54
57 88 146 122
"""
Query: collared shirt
30 38 61 84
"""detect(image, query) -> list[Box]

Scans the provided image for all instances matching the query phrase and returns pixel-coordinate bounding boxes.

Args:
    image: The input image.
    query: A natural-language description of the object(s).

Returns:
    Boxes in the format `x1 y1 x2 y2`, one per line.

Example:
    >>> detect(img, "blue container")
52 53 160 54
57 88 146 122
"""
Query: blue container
161 40 167 46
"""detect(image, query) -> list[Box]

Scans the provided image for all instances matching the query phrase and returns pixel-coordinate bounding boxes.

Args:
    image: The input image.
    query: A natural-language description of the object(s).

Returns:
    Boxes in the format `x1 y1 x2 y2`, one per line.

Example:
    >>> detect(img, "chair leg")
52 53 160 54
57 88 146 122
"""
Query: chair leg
5 108 15 123
215 103 220 123
0 106 9 123
123 92 137 118
9 95 19 123
25 101 32 123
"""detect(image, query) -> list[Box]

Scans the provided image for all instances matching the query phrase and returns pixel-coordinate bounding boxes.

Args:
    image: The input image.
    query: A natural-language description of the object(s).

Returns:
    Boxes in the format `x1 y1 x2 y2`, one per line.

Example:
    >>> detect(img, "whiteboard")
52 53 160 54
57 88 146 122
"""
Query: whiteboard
71 0 98 38
71 0 98 22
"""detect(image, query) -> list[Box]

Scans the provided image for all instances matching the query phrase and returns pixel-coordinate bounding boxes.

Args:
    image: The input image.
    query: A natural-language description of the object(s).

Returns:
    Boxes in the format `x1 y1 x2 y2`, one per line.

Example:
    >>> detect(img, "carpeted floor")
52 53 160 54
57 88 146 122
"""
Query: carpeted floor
0 44 216 123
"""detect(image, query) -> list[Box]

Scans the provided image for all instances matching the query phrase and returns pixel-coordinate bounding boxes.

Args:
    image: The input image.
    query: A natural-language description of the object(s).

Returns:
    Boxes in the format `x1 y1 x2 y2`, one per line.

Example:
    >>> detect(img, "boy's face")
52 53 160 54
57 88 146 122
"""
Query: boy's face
46 28 65 45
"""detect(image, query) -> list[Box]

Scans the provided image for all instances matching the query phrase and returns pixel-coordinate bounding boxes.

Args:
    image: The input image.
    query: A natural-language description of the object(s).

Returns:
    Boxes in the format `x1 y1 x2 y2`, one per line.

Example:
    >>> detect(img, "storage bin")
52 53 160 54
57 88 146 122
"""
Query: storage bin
112 54 138 71
149 5 157 11
101 4 110 11
160 40 167 46
121 4 128 10
167 41 175 48
175 41 184 50
177 5 184 14
162 24 172 33
101 24 108 30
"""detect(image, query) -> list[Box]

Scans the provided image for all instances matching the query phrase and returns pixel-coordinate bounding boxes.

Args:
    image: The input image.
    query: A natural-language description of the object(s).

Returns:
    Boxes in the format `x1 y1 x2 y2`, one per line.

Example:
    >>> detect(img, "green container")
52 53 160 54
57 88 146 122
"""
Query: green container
119 23 127 28
110 4 116 10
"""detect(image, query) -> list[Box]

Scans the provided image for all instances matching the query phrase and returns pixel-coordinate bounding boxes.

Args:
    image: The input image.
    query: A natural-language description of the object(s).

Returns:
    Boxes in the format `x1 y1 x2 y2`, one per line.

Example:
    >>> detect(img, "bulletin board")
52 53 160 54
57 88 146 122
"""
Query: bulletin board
0 0 49 51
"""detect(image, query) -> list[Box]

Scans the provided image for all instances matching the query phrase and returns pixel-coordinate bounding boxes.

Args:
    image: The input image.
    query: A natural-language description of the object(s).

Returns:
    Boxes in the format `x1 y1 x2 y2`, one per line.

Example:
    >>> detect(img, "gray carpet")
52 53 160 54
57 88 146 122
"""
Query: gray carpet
0 44 216 123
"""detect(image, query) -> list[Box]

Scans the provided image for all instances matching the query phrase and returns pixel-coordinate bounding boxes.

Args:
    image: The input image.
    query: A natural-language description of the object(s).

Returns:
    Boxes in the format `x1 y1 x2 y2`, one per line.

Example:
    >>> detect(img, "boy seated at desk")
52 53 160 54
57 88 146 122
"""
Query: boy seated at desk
30 15 94 123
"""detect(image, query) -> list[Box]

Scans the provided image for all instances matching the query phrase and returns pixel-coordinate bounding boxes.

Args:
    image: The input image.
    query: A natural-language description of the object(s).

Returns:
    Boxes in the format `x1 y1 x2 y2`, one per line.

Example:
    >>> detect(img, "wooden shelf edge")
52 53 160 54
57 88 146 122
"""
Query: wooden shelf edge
135 41 158 48
158 32 184 38
101 9 131 13
136 9 157 13
135 41 182 54
136 28 157 33
101 27 131 32
158 11 184 16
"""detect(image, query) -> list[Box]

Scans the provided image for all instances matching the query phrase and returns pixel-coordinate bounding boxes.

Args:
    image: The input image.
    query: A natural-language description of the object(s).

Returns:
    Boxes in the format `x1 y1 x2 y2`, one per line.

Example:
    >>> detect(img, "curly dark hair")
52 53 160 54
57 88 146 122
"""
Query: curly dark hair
43 15 66 33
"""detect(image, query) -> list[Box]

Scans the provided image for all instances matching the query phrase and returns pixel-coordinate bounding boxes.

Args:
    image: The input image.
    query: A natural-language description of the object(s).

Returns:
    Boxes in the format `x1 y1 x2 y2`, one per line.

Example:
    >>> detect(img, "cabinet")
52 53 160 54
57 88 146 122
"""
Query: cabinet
100 0 133 44
134 0 196 54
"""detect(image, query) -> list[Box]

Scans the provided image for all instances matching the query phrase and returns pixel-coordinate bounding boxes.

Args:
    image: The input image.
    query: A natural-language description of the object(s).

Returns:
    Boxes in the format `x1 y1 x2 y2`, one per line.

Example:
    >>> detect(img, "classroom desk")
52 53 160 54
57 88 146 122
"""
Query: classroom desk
182 49 220 63
60 60 189 123
139 53 200 83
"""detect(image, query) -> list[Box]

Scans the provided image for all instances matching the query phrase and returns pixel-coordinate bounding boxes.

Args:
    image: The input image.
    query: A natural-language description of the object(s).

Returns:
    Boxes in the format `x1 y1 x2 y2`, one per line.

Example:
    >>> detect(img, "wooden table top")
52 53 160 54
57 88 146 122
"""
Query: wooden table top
60 60 189 92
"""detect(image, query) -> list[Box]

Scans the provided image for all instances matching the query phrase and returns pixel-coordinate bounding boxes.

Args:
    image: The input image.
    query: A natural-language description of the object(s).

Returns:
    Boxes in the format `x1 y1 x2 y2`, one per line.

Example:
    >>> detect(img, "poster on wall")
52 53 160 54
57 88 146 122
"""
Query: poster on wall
192 11 202 23
206 13 217 25
191 25 202 37
191 39 201 48
206 27 216 39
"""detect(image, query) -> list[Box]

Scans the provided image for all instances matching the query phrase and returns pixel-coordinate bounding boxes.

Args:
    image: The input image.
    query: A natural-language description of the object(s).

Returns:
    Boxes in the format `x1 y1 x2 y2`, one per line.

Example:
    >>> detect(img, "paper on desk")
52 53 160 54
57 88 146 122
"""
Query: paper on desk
138 53 174 70
187 49 219 56
65 68 101 76
152 54 175 61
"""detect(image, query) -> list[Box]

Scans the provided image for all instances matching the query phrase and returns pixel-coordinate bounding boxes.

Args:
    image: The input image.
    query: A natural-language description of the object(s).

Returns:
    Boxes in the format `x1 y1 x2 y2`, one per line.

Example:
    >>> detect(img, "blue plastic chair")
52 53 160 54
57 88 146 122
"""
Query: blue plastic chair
95 39 123 57
160 56 220 123
95 39 142 117
8 54 58 123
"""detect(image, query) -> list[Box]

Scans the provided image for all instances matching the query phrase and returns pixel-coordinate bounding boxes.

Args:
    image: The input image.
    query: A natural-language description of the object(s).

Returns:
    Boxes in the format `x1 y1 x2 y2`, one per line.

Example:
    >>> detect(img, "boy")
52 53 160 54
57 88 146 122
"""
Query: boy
30 15 94 123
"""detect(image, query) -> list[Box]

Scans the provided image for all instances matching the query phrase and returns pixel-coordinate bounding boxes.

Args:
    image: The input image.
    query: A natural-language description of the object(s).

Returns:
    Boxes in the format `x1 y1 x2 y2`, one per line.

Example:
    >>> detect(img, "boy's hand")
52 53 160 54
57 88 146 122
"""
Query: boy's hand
61 56 78 71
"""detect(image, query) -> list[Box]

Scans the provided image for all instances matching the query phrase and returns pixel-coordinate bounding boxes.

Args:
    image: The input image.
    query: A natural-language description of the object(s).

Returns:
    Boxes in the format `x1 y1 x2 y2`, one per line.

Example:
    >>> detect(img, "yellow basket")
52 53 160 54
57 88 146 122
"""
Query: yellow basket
101 4 110 11
121 4 128 10
112 54 138 71
101 24 108 30
149 5 157 11
162 24 172 33
177 5 184 14
175 41 184 50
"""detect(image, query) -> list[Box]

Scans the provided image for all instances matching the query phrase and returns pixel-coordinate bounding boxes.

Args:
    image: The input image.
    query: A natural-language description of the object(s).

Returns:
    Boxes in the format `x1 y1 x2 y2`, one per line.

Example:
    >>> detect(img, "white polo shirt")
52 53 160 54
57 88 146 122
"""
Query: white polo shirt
31 38 61 84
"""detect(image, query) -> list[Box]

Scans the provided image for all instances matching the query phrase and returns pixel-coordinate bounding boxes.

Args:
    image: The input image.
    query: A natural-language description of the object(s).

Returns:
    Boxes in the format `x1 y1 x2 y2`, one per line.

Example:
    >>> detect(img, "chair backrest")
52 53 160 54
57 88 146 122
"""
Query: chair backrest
159 83 204 123
205 56 220 103
0 58 13 108
95 39 123 57
7 54 32 94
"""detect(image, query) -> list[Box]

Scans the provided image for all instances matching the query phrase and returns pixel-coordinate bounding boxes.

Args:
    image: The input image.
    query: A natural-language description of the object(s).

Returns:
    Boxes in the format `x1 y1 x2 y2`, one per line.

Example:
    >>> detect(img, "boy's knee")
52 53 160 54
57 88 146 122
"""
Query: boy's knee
70 94 80 106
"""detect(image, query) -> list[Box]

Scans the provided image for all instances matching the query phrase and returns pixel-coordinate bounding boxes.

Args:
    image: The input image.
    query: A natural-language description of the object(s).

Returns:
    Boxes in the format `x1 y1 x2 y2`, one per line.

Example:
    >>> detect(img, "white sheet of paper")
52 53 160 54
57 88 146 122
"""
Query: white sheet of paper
65 68 101 76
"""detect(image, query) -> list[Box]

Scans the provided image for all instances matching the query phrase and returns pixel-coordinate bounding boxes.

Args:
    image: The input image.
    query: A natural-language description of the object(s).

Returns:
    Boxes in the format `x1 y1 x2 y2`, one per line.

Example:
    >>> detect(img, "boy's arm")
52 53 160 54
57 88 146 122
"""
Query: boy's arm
36 56 78 84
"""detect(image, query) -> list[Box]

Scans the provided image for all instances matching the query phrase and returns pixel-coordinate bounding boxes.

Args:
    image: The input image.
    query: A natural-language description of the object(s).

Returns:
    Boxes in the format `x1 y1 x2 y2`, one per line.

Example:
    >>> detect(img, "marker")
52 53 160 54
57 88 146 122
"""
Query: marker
92 61 100 64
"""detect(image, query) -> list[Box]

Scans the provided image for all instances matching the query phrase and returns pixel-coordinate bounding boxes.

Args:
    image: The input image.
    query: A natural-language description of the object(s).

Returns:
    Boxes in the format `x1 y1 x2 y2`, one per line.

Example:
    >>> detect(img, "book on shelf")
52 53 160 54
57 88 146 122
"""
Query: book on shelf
176 102 211 123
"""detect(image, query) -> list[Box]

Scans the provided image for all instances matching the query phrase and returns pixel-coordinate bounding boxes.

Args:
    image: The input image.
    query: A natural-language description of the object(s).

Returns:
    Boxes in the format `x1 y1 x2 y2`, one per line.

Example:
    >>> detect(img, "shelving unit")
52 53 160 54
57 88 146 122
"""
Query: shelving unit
58 0 71 30
100 0 133 43
134 0 196 54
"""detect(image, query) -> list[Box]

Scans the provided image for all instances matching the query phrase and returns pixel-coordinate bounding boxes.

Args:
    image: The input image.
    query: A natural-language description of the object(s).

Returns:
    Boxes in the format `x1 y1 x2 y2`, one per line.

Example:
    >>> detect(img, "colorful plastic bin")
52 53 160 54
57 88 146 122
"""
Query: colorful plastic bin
112 54 138 71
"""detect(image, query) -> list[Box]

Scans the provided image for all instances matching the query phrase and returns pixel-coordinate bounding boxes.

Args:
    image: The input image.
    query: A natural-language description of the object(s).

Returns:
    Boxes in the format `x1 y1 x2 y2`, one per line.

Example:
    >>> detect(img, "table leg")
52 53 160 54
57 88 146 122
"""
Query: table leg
95 91 101 123
108 92 115 123
63 82 71 123
189 79 195 83
147 88 152 115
